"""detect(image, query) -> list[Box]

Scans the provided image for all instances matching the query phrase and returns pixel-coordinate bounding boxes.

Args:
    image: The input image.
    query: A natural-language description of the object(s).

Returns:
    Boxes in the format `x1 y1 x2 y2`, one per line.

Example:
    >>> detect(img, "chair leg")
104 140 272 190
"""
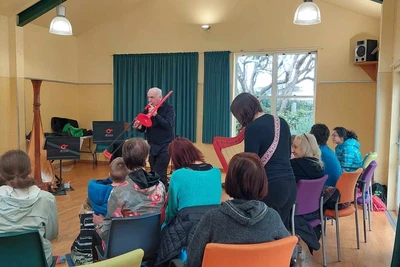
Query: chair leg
320 197 327 267
324 217 327 236
362 186 367 243
369 186 373 231
354 194 360 249
291 204 296 236
335 204 341 262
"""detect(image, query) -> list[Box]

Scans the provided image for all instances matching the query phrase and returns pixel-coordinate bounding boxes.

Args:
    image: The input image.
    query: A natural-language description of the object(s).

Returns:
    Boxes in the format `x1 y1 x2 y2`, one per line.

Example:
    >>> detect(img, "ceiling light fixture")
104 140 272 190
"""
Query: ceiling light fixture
202 24 211 31
49 5 73 35
293 0 321 25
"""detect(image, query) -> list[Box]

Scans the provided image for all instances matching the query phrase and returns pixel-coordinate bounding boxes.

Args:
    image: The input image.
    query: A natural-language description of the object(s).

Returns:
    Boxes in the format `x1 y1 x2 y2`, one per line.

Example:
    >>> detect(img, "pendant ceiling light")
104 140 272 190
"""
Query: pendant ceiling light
49 5 73 35
293 0 321 25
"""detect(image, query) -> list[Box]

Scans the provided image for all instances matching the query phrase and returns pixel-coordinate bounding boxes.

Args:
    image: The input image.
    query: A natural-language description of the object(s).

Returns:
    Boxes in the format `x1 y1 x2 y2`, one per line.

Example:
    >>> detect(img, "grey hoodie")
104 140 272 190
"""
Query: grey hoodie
184 199 291 267
0 185 59 266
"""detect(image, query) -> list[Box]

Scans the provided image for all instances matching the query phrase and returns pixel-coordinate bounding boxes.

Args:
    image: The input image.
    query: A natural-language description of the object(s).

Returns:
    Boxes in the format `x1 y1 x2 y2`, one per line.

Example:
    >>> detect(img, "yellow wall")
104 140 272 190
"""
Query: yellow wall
316 82 376 156
24 24 78 83
0 16 10 154
0 16 9 77
0 16 19 154
25 80 79 134
77 84 114 162
77 0 380 83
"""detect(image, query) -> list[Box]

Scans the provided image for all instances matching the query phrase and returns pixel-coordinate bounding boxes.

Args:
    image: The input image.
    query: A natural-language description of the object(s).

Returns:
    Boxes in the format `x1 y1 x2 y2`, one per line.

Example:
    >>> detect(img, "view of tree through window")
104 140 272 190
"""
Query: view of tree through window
234 52 316 135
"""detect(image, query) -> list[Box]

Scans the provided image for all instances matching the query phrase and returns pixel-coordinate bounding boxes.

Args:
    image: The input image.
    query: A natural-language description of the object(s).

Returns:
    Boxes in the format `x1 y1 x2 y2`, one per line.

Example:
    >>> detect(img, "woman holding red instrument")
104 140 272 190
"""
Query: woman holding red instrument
230 93 297 229
133 87 175 188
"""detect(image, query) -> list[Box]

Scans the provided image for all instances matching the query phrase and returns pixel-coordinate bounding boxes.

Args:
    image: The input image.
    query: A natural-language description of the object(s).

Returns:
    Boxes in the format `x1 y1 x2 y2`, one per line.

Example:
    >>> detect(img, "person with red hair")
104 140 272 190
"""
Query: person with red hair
165 137 222 224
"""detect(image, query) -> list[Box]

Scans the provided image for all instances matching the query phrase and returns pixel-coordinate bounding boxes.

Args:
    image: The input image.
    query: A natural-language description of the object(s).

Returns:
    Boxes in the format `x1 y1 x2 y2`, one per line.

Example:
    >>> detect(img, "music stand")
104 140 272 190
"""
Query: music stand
45 136 80 195
92 121 125 144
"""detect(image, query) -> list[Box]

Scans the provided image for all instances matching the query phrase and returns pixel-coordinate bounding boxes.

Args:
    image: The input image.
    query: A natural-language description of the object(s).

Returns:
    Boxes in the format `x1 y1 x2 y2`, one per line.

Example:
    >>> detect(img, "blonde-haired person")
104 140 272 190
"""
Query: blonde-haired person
291 134 324 182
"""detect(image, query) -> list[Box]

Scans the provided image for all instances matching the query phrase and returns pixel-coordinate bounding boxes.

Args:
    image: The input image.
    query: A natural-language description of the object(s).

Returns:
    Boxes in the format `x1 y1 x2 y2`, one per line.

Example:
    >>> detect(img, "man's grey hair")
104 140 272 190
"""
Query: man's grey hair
149 87 162 97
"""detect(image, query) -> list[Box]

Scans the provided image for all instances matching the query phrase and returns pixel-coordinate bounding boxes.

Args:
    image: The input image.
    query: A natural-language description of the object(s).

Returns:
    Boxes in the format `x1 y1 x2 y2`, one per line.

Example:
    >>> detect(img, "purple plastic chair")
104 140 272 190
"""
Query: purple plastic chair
291 175 328 267
358 160 378 243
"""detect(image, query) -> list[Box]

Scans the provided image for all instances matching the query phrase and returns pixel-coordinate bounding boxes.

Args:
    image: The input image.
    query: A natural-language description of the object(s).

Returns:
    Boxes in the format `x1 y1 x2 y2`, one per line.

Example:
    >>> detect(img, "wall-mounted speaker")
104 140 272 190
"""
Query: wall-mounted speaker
354 39 378 63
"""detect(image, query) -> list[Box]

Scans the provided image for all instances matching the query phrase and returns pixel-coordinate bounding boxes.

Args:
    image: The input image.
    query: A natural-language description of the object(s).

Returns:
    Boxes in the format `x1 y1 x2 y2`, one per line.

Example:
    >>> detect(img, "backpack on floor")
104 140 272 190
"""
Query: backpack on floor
70 212 95 265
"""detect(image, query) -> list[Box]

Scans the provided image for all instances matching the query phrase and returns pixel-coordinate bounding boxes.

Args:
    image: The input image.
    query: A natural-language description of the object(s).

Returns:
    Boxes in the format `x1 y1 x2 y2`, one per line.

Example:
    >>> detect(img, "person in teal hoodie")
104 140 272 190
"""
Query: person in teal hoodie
165 138 222 225
0 150 59 266
310 124 342 186
332 127 363 172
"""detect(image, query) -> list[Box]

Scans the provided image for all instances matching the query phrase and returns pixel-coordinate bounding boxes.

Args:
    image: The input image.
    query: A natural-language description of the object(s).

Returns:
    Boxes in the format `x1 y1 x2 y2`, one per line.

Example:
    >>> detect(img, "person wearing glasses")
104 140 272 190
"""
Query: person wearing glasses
331 127 363 172
290 134 324 183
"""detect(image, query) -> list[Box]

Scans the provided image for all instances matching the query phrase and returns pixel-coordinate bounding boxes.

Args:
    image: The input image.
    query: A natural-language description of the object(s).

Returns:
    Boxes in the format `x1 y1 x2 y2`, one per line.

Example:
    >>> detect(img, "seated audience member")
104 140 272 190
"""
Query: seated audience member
332 127 363 172
71 157 129 265
86 157 129 216
310 124 342 186
165 137 222 224
94 138 166 241
183 152 295 267
291 134 324 182
0 150 58 266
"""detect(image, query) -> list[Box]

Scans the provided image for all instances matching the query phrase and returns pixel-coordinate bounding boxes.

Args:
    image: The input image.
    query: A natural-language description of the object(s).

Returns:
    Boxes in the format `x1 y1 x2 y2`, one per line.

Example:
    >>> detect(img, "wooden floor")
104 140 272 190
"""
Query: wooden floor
52 162 395 267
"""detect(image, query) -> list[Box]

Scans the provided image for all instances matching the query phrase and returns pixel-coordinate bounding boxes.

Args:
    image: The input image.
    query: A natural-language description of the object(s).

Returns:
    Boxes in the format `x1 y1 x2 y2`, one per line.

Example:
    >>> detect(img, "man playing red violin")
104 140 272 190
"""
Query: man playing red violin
133 87 175 189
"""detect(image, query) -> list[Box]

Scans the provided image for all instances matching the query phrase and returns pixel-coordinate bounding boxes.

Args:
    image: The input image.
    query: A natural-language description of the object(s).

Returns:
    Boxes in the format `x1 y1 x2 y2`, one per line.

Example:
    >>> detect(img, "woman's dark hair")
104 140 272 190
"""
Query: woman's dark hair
0 150 35 189
225 152 268 200
310 123 330 146
333 127 358 141
230 93 263 127
168 137 205 170
122 138 150 170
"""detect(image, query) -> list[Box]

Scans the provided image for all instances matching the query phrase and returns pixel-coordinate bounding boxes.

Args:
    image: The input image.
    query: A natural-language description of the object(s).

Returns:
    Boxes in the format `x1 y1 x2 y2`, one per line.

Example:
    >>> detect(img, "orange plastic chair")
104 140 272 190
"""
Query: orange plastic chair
324 168 363 262
201 236 298 267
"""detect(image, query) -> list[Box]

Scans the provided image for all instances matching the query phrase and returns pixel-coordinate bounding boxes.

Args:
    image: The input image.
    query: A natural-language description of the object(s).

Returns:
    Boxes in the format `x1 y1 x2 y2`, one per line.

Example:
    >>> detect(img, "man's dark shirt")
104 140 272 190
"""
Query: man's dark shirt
137 102 175 156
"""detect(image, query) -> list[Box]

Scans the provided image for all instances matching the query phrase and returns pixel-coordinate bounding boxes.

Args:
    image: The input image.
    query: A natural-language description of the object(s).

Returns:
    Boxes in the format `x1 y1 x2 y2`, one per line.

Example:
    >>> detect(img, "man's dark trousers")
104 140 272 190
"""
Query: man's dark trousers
149 151 170 189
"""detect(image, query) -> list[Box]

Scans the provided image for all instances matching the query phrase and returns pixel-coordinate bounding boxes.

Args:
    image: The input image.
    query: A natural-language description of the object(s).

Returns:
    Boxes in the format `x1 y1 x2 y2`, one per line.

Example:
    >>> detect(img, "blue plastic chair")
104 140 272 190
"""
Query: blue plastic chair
0 230 57 267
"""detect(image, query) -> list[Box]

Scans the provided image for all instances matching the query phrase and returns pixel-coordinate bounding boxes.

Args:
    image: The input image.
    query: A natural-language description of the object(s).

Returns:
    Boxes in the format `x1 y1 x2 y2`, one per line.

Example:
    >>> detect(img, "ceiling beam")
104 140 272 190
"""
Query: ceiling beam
17 0 67 27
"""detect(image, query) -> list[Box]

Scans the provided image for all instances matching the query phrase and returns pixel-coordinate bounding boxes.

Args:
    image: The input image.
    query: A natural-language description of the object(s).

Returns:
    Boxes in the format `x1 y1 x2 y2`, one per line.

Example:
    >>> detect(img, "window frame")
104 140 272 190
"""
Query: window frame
232 51 318 136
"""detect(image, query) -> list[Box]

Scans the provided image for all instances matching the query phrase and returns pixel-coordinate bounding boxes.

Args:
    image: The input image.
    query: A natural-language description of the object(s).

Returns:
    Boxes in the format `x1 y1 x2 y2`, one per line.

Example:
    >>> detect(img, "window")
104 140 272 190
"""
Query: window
234 52 317 135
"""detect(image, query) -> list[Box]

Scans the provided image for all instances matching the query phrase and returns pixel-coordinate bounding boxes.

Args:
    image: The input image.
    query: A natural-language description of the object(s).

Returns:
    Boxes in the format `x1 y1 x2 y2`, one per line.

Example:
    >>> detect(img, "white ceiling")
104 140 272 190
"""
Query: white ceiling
0 0 382 36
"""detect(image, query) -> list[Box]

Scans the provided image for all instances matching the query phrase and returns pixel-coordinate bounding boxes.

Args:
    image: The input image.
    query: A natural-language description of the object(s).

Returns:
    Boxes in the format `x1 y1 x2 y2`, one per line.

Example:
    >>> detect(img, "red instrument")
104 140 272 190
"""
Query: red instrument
212 128 245 173
135 91 173 127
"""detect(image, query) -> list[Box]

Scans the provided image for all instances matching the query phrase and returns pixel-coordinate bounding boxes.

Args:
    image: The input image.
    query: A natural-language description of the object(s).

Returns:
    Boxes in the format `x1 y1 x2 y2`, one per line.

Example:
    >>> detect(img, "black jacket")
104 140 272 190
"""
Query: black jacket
137 102 175 156
155 205 218 266
290 157 324 183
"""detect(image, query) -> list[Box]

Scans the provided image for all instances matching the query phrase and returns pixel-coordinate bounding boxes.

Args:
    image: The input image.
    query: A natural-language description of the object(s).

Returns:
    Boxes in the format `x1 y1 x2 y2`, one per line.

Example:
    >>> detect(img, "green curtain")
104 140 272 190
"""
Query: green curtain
113 53 199 141
202 51 231 143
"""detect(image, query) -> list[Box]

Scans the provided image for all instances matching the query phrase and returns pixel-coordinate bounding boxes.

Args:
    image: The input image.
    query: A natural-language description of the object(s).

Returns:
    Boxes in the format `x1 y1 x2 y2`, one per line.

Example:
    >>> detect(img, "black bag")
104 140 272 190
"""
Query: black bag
51 117 79 135
70 213 95 265
372 183 388 205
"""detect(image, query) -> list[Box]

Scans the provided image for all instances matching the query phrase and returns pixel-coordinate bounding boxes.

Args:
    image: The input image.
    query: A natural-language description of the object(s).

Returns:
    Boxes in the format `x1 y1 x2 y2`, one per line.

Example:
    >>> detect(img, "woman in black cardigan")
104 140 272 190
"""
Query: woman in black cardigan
290 133 324 182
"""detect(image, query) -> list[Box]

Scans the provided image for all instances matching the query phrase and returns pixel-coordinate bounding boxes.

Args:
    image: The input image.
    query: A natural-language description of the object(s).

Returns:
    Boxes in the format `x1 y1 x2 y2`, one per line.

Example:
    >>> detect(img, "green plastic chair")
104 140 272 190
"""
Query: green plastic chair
362 152 378 169
0 230 56 267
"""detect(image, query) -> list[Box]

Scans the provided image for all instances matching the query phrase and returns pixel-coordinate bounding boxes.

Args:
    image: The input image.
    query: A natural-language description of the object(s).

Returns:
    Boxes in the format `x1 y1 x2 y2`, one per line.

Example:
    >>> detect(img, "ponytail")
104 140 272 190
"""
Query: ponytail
346 130 358 140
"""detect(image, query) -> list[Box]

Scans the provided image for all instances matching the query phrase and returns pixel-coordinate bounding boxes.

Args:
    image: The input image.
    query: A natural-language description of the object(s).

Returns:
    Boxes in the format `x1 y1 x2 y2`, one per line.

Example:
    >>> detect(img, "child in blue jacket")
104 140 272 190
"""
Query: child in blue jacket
86 157 129 216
